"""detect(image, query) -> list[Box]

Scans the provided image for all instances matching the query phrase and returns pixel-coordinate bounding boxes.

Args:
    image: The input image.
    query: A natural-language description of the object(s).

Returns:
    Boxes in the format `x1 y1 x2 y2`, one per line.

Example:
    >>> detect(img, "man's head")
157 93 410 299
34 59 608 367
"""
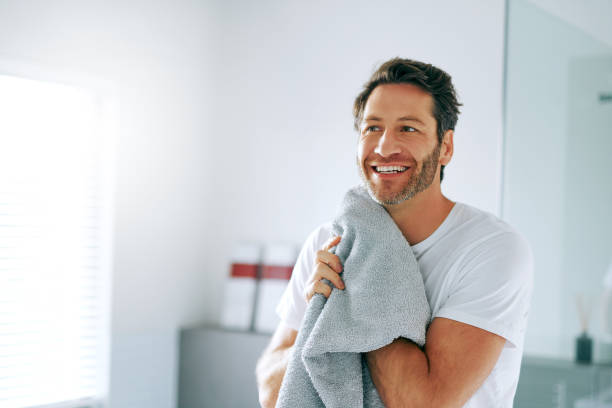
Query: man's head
353 58 461 205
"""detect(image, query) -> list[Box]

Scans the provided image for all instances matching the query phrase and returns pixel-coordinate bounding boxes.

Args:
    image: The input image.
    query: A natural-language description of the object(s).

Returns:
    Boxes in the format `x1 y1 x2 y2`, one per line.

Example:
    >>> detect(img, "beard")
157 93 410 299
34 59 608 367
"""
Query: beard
358 142 442 206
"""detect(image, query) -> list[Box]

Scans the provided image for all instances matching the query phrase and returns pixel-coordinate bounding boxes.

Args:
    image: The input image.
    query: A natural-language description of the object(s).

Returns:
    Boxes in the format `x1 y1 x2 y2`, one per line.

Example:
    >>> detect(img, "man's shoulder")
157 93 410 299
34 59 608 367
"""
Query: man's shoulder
302 221 335 252
449 203 532 259
453 203 524 239
451 203 533 270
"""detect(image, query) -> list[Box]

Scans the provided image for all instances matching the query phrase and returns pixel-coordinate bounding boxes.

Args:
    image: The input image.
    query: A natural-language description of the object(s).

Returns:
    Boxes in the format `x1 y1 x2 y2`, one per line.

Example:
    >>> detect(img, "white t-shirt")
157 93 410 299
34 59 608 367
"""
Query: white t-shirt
276 201 534 408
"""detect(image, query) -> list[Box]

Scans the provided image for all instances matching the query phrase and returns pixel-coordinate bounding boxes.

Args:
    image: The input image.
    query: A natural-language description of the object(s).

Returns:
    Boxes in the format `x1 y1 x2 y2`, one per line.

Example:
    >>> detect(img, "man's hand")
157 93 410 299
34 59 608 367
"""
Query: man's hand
303 235 345 302
256 235 345 407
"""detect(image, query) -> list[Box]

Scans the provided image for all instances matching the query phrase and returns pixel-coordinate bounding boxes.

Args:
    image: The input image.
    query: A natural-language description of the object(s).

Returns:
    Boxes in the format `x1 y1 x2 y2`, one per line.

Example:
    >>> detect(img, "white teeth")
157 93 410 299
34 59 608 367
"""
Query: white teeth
375 165 408 173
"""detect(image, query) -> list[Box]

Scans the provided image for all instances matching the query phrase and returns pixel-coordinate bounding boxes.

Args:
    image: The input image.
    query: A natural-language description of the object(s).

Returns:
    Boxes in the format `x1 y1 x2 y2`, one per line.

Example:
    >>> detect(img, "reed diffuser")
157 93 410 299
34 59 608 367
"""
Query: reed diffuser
575 293 593 364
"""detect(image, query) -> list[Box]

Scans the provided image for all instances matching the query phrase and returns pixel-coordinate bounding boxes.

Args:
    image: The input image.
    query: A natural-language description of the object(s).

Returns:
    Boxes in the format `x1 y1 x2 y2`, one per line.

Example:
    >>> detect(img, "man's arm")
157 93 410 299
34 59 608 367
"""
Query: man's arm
366 316 506 408
255 322 297 408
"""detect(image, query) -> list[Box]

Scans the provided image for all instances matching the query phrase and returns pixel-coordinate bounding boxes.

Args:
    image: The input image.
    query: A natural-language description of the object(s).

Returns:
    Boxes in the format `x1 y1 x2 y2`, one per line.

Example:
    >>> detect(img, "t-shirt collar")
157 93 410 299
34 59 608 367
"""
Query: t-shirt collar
410 202 461 257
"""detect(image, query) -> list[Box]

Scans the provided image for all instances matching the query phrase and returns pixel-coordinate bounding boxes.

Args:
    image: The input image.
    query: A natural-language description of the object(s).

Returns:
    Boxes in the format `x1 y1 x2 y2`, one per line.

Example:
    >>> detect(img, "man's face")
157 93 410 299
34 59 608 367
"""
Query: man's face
357 83 442 206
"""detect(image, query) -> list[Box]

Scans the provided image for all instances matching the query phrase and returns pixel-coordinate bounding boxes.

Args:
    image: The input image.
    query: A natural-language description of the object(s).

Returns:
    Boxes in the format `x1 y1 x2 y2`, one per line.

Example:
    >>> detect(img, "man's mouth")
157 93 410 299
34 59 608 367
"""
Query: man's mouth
372 165 409 174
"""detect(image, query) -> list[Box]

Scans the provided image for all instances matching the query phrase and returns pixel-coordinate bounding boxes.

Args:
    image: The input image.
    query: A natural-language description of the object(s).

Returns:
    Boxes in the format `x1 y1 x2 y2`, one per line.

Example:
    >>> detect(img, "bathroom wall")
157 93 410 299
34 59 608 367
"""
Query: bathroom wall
0 0 509 406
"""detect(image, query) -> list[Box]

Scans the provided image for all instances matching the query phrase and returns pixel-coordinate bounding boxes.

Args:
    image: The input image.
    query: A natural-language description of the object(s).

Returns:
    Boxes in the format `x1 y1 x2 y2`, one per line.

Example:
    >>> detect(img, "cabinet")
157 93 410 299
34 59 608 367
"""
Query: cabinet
178 326 270 408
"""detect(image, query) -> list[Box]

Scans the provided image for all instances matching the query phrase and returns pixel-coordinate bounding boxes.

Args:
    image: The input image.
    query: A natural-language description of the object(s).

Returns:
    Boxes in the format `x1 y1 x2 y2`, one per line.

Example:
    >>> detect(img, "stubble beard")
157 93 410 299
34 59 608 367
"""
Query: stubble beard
358 142 442 206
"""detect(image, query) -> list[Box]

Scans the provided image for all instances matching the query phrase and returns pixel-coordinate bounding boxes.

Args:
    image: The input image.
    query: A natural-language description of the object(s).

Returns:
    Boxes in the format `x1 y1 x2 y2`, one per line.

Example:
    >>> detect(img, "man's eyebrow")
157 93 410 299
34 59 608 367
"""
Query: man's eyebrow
362 115 426 125
398 116 426 125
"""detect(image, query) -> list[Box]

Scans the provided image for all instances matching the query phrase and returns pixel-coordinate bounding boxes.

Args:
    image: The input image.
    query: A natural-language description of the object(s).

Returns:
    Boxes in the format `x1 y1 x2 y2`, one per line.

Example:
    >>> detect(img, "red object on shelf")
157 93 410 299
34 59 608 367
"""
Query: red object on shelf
230 263 258 279
261 265 293 280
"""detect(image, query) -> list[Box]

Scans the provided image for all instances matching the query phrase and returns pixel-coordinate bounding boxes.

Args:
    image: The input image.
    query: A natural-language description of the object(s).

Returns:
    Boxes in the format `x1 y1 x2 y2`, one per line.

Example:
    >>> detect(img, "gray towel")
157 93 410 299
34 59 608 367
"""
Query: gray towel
276 185 431 408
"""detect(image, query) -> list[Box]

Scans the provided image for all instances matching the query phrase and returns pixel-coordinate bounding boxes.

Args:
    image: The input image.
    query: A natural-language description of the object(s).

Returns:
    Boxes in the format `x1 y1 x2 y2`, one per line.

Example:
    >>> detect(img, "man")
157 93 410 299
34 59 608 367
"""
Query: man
256 58 533 408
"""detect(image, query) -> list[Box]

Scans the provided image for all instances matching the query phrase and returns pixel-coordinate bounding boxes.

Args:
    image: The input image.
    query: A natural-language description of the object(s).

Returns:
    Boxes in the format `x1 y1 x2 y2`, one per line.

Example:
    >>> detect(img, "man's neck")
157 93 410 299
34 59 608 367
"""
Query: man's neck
384 186 455 246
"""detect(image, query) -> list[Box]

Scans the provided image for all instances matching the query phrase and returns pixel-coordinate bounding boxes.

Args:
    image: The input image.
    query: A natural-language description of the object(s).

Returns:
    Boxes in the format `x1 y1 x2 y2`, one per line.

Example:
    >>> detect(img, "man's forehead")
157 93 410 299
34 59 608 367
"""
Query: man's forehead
363 84 435 123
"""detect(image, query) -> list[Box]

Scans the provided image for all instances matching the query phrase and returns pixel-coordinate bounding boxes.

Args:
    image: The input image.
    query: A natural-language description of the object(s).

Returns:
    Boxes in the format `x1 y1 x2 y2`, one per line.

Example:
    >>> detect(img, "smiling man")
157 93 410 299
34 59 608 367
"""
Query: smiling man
256 58 533 408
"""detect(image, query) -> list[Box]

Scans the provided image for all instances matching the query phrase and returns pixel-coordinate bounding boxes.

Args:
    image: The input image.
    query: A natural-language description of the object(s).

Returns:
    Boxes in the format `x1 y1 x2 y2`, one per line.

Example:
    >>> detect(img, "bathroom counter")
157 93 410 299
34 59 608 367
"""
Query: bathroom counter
516 355 612 407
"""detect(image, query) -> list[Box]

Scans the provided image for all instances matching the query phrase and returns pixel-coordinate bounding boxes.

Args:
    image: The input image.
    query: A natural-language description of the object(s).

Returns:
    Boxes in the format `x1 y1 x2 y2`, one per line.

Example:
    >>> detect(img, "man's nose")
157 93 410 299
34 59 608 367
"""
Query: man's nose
373 130 401 157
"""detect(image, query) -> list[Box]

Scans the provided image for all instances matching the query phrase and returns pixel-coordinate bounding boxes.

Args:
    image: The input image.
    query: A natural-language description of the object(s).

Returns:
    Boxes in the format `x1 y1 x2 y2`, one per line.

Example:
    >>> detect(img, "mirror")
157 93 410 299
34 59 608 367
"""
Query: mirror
503 0 612 360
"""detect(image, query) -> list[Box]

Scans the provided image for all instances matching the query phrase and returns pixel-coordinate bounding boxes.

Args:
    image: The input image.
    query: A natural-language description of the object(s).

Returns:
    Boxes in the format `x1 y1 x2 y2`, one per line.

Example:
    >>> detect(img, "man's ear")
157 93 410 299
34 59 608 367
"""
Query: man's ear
439 129 454 166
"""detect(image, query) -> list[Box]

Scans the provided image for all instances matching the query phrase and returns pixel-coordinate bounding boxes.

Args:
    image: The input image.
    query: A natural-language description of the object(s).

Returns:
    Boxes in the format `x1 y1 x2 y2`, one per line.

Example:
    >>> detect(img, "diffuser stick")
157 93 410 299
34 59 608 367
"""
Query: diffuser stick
575 293 590 332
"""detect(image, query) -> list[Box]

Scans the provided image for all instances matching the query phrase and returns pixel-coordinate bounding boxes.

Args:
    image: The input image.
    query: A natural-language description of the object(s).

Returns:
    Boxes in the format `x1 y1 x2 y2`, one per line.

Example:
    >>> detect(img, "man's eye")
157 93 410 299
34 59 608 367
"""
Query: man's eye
401 126 417 132
364 126 380 133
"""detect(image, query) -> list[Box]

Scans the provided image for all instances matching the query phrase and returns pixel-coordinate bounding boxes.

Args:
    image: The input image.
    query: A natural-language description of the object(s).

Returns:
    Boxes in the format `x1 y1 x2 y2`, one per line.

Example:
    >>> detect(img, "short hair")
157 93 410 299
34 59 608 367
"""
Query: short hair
353 58 462 182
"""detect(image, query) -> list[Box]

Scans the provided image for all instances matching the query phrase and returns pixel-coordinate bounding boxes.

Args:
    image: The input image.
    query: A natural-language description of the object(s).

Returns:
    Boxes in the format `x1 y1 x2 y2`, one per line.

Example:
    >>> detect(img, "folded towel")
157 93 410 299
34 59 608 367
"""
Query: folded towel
276 185 431 408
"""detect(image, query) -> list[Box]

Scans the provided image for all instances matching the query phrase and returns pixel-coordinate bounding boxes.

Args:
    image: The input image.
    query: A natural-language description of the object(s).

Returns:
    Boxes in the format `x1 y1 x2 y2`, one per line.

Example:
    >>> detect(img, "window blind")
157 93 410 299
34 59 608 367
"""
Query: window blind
0 74 112 408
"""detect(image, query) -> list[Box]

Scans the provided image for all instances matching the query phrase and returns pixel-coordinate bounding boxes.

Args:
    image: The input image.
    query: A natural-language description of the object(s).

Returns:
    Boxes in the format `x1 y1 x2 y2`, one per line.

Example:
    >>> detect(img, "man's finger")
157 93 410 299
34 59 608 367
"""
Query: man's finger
313 280 332 299
315 250 343 273
314 262 345 290
304 280 332 302
322 235 341 252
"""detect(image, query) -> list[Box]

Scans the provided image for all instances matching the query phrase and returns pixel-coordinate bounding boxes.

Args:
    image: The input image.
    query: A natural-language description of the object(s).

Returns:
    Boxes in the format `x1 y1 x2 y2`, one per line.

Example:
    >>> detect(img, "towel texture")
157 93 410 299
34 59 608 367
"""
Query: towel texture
276 185 431 408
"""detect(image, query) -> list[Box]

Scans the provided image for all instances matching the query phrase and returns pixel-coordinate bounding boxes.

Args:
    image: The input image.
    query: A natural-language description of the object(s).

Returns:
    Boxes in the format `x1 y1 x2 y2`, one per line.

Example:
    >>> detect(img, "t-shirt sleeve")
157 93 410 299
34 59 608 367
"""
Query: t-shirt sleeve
275 223 334 331
434 231 534 348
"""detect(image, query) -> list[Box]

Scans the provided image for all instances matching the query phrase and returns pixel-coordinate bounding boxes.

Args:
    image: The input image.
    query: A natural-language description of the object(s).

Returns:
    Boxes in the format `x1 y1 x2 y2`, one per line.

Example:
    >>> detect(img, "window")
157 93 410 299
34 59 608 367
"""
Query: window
0 72 114 408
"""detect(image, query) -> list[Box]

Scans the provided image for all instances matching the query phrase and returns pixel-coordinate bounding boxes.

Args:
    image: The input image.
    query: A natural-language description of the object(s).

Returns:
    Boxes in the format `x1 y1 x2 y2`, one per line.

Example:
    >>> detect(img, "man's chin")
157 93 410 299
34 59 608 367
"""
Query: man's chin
377 194 412 206
363 182 412 206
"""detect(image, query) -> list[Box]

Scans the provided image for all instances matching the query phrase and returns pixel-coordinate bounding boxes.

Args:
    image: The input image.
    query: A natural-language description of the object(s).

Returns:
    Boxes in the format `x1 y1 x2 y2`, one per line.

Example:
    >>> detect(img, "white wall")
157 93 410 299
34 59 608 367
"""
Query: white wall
205 0 507 326
0 1 216 406
0 0 507 406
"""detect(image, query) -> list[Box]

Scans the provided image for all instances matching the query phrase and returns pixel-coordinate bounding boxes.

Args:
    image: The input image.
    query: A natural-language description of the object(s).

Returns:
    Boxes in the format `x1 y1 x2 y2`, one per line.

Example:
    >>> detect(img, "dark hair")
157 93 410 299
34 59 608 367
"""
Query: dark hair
353 58 461 182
